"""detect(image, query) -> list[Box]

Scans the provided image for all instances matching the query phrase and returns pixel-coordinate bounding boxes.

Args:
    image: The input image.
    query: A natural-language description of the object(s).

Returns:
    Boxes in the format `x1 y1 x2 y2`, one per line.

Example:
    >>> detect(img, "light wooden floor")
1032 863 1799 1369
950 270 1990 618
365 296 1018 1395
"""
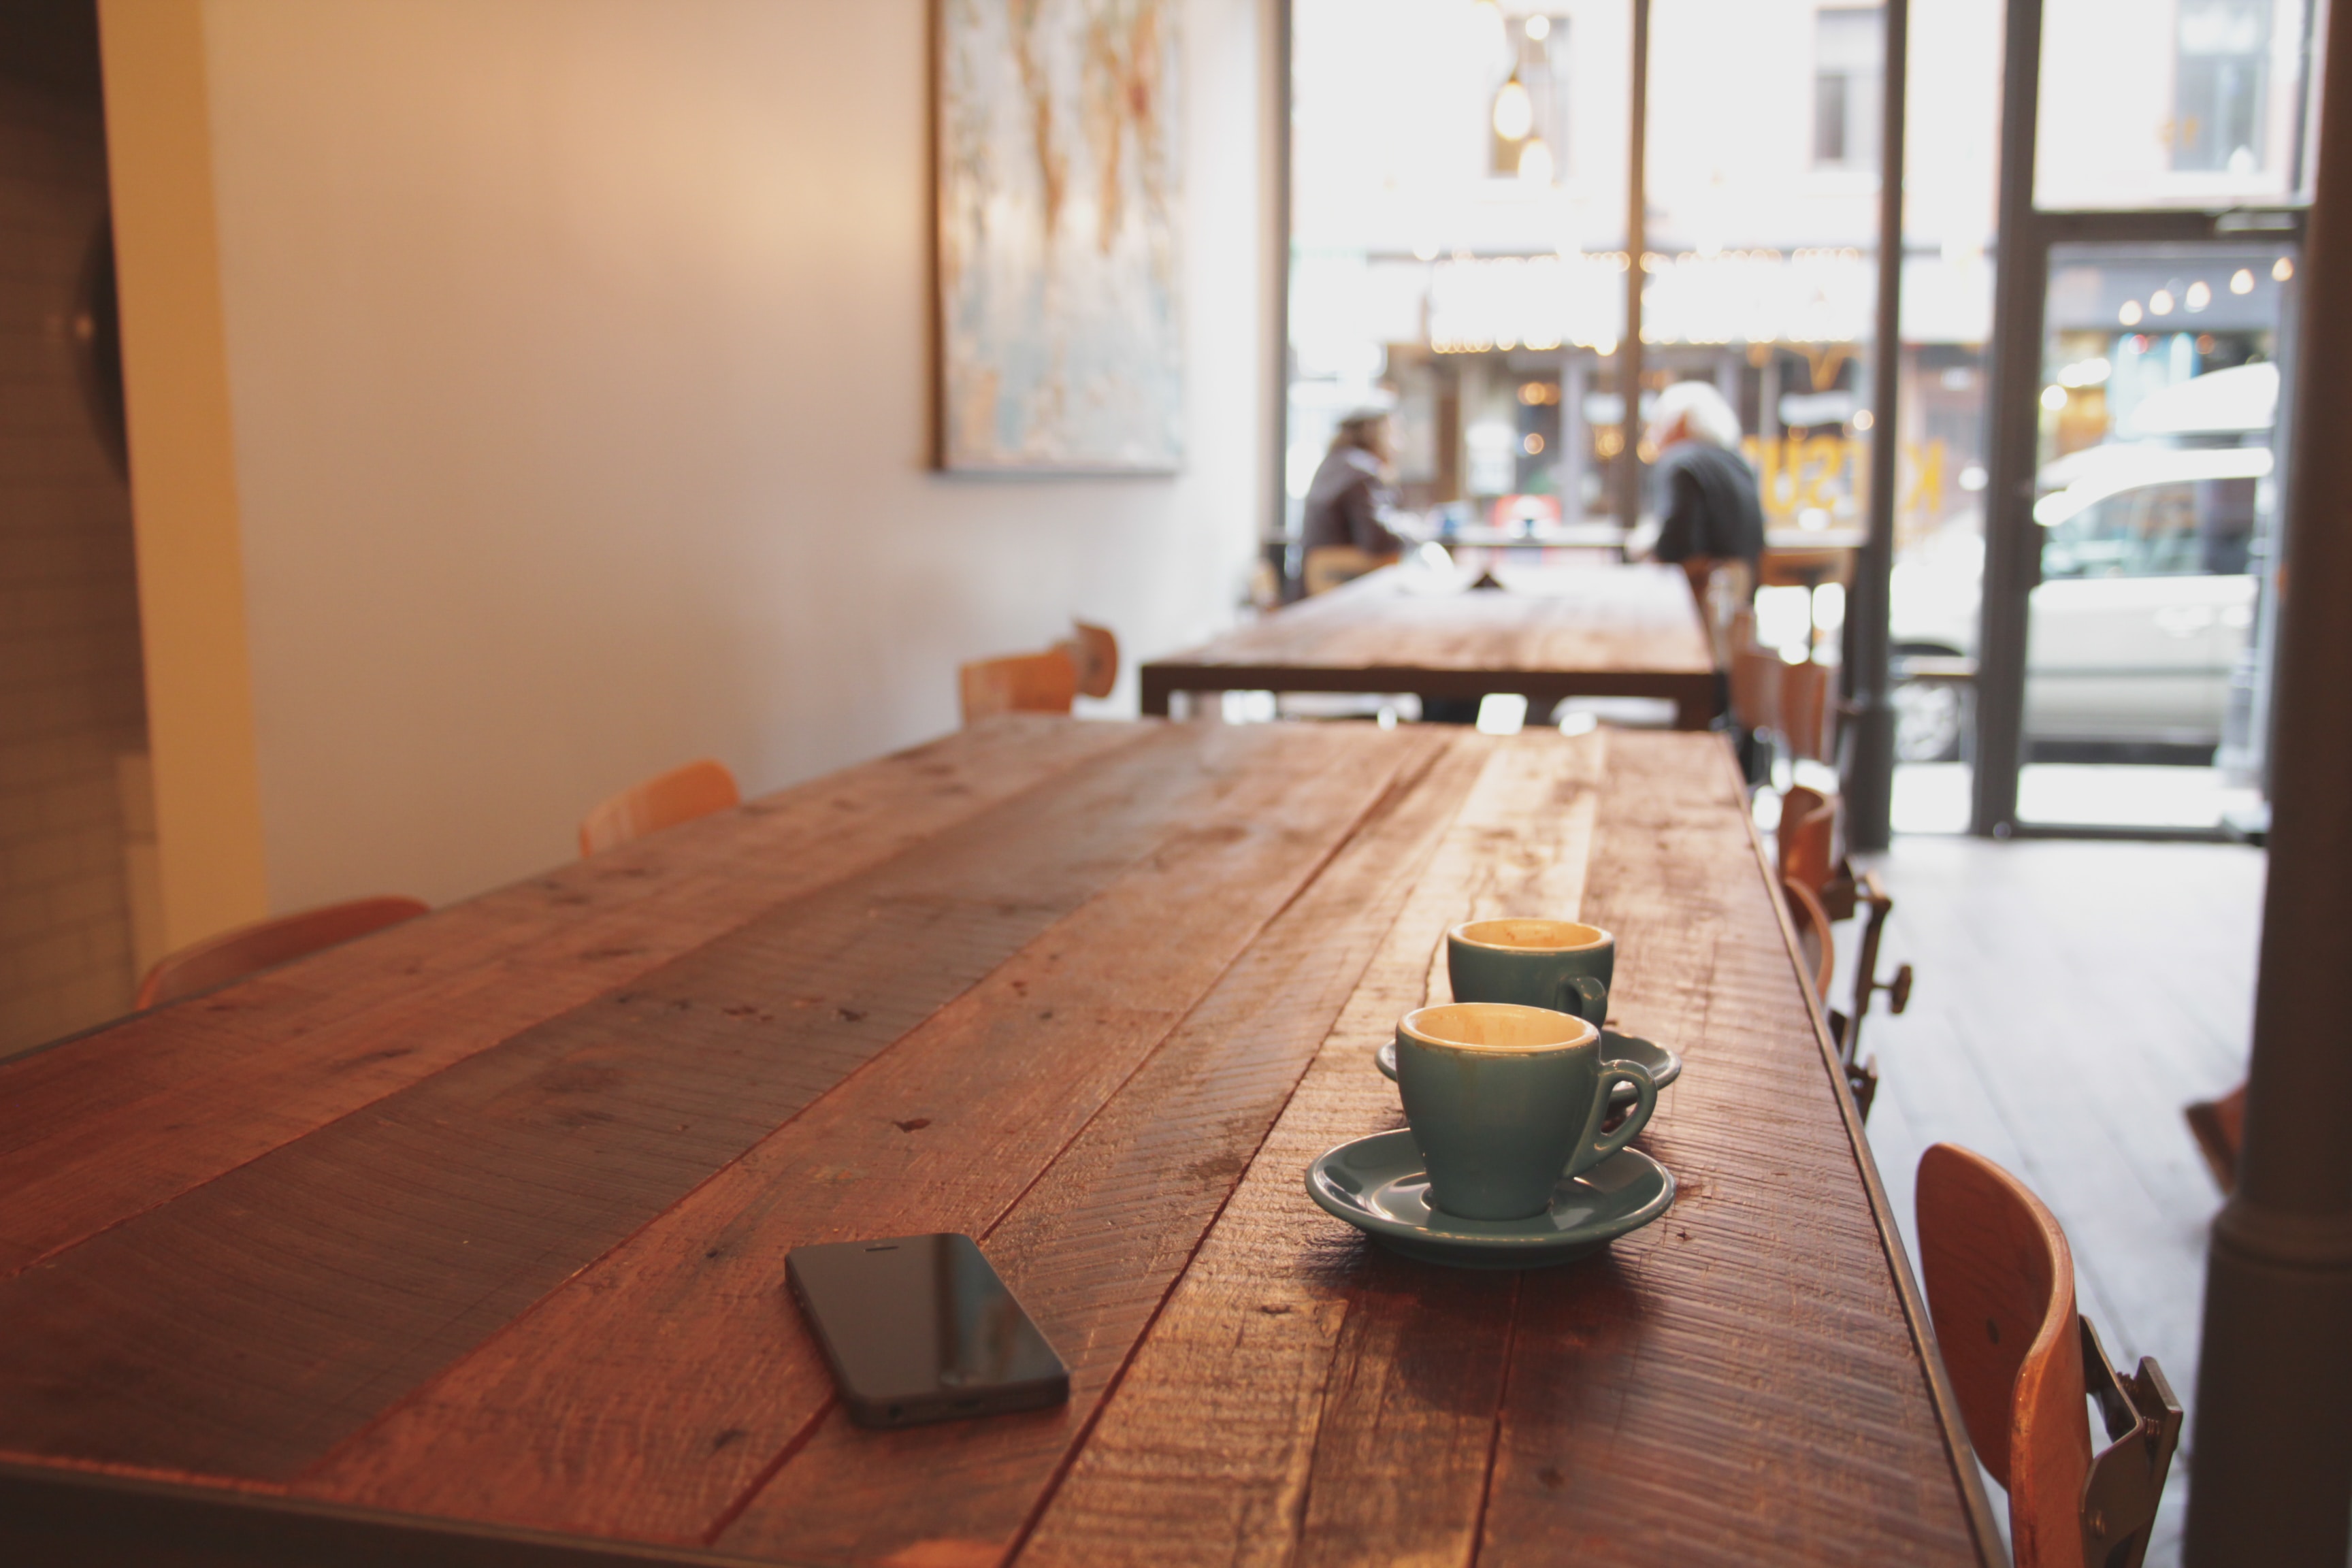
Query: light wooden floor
1845 834 2265 1568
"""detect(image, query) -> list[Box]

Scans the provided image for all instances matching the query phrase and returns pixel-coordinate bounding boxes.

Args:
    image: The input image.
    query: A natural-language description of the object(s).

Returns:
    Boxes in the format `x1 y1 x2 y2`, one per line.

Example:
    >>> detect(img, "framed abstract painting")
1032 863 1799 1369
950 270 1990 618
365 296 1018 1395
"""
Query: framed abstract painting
934 0 1183 474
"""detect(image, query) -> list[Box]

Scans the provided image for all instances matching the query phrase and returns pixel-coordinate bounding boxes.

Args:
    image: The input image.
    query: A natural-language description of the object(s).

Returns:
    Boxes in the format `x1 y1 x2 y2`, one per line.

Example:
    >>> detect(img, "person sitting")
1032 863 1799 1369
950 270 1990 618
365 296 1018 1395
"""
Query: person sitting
1301 408 1408 593
1642 380 1765 617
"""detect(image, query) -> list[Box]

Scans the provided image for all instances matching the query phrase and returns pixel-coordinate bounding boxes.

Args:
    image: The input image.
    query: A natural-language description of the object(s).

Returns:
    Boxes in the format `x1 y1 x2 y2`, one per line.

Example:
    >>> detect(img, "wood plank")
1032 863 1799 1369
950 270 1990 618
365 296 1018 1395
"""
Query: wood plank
0 717 1153 1281
1474 731 1987 1567
1018 732 1987 1567
1171 567 1709 679
1014 733 1608 1568
0 722 1999 1567
712 735 1498 1567
0 721 1238 1483
288 725 1442 1543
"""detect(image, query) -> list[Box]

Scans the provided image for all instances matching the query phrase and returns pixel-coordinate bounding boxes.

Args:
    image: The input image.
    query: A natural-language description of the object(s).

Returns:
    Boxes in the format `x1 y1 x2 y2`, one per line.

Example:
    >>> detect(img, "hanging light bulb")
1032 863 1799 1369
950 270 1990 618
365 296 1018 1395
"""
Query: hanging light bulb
1518 135 1554 185
1493 74 1534 142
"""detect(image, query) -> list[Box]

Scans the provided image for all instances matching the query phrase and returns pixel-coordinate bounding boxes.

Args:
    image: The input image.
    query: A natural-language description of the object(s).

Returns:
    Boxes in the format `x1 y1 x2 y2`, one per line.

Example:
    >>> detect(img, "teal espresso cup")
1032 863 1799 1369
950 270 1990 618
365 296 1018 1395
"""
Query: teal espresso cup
1394 1002 1656 1222
1447 919 1614 1027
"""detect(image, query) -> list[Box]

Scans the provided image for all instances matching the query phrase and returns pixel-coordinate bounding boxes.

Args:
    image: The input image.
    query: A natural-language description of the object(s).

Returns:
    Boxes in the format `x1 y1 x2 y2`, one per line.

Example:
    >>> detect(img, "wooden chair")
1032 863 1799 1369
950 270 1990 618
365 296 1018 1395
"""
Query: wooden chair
1053 622 1120 700
136 896 430 1009
578 757 740 856
1915 1145 2182 1568
1778 783 1839 896
959 647 1079 723
1729 645 1782 739
2185 1082 2247 1192
1782 873 1838 1002
1780 782 1912 1038
1779 657 1837 764
1778 784 1909 1117
1303 545 1390 596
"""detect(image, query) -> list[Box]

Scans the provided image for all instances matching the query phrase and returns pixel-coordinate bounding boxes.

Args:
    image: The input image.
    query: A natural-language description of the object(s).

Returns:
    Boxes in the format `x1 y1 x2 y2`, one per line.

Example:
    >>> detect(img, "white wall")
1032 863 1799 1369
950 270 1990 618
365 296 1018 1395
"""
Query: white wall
196 0 1269 911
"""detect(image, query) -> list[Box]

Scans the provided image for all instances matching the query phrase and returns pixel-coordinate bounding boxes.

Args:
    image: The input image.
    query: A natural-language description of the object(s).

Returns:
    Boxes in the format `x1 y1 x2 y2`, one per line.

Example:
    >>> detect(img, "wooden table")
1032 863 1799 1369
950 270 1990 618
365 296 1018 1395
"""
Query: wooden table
0 717 1997 1567
1141 562 1720 727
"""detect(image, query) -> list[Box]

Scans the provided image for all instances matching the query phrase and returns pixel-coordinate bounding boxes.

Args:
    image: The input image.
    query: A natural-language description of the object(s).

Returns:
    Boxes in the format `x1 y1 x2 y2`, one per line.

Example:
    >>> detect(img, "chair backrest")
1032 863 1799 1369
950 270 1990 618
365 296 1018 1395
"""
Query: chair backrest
1780 658 1835 762
1781 875 1836 999
578 757 741 856
1779 784 1839 896
1054 622 1120 700
1729 646 1782 734
1757 544 1857 589
136 896 431 1010
1303 544 1382 595
1916 1143 2093 1568
959 647 1079 723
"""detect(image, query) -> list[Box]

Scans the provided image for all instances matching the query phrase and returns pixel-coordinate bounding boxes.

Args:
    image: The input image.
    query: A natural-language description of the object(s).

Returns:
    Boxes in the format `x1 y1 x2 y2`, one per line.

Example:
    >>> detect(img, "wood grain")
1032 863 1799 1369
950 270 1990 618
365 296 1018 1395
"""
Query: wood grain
289 724 1438 1541
0 717 1151 1281
0 721 1996 1567
0 721 1227 1481
714 736 1497 1567
1475 732 1987 1567
1916 1142 2089 1568
1016 734 1610 1568
1139 564 1718 726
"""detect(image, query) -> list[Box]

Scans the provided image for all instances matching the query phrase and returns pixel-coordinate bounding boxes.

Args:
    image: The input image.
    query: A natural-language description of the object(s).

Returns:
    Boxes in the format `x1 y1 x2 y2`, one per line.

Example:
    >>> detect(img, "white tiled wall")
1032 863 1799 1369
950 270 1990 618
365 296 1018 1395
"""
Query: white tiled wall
0 68 149 1054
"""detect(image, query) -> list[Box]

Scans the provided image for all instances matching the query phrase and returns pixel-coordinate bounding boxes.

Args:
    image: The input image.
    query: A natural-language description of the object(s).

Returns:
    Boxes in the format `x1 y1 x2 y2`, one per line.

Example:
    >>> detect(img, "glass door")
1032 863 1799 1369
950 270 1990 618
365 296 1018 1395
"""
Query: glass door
2016 241 2296 831
1967 0 2321 839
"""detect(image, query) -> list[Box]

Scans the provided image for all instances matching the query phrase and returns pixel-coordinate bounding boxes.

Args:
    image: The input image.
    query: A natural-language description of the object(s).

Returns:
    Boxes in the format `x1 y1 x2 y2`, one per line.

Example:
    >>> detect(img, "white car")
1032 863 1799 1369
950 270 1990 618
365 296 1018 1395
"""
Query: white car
1889 365 2272 763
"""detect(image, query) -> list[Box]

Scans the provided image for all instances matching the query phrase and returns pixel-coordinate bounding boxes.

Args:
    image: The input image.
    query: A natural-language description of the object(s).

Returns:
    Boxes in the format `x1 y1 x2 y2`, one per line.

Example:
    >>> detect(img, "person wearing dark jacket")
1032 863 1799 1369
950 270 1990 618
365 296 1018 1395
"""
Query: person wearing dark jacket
1301 410 1407 561
1644 380 1765 608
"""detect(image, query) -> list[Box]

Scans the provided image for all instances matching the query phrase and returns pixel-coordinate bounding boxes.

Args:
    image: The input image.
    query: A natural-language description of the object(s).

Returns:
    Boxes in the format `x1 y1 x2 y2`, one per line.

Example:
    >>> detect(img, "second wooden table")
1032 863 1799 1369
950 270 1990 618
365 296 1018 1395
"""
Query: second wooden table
1141 561 1720 726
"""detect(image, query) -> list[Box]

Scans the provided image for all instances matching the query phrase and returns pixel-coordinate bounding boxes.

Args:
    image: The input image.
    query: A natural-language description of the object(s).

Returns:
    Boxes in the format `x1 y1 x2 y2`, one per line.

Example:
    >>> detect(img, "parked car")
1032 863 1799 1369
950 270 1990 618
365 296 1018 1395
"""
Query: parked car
1888 365 2273 763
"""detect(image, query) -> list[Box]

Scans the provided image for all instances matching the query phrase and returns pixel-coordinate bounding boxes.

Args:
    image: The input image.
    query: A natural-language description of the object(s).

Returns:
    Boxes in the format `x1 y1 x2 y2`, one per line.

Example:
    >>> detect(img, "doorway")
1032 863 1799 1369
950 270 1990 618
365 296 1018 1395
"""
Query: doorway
1971 0 2319 840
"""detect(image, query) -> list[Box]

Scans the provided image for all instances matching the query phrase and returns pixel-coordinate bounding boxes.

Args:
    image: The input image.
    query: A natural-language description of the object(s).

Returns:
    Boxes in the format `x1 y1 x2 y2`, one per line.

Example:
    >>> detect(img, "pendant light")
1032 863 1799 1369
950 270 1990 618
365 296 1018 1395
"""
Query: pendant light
1493 71 1533 142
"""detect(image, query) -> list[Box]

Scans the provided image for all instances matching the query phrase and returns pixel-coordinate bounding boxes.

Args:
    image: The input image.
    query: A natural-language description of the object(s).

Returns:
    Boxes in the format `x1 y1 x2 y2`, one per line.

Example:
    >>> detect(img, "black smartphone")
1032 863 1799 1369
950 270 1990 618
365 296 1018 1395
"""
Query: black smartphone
785 1233 1069 1428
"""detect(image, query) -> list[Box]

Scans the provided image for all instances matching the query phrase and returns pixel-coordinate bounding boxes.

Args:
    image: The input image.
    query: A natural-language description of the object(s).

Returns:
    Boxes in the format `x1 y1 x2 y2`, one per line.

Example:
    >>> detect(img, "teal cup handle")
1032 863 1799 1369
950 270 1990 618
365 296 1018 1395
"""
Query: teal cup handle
1553 972 1610 1027
1571 1061 1656 1177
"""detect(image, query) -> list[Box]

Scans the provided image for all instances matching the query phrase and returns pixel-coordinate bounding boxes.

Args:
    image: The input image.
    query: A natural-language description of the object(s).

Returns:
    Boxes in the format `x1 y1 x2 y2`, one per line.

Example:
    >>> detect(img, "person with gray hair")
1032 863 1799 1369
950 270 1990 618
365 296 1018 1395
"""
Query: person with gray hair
1642 380 1765 606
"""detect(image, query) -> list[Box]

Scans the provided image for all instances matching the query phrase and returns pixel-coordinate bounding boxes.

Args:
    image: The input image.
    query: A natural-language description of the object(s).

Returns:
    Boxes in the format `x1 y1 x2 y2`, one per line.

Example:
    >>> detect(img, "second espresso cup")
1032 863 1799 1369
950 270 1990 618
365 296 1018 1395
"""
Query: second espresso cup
1395 1002 1656 1222
1448 919 1616 1026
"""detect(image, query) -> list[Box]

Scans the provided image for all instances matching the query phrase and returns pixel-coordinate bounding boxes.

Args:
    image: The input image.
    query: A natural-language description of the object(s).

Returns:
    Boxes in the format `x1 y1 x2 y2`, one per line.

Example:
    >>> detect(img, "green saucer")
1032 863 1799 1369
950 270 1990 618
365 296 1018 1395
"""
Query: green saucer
1306 1130 1675 1269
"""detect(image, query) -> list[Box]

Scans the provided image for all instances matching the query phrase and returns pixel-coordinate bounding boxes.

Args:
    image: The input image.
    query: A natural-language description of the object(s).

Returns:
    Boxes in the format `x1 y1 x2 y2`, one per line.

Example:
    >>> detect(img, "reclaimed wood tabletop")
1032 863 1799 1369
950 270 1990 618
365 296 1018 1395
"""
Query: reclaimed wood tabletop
1139 562 1720 727
0 716 1996 1567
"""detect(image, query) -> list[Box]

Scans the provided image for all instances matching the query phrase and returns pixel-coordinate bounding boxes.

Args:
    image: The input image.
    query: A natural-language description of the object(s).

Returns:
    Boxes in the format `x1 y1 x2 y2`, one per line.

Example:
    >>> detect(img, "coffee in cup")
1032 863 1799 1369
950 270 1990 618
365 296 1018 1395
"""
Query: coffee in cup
1394 1001 1656 1222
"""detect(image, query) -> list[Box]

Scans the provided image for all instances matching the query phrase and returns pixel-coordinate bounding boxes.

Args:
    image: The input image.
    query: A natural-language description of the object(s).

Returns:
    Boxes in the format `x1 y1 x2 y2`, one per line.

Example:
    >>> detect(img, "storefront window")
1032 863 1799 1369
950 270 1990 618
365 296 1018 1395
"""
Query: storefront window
1288 0 1999 828
2174 0 2274 172
2037 0 2319 210
1814 7 1885 168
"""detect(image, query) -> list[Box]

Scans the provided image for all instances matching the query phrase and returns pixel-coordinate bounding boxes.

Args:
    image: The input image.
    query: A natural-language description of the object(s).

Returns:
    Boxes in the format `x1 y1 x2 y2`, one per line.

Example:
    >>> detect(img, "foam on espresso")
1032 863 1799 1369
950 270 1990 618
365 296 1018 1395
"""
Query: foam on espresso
1403 1002 1596 1054
1452 919 1610 953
